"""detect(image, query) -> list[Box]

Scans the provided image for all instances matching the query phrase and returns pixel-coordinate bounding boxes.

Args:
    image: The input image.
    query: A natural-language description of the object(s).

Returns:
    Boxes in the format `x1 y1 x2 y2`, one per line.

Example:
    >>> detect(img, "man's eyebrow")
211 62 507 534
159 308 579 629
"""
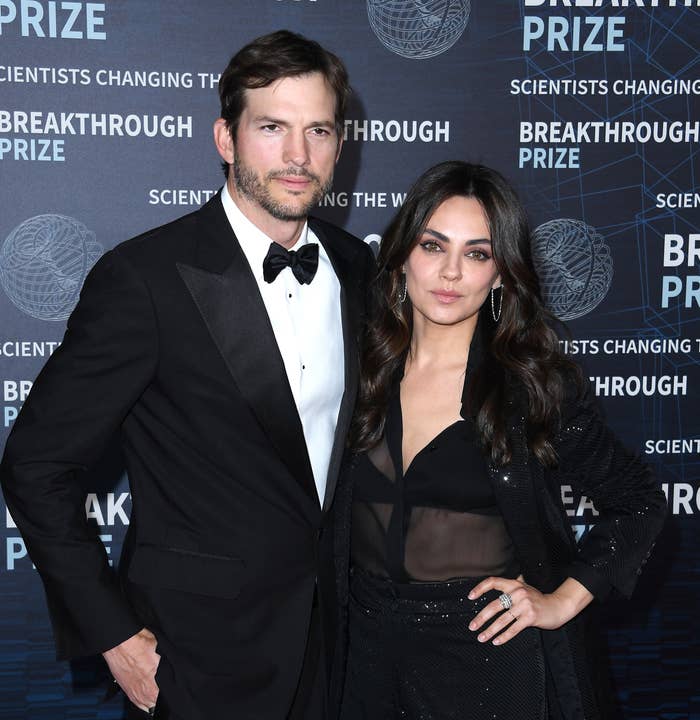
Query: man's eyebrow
423 228 491 245
252 116 336 128
253 115 289 126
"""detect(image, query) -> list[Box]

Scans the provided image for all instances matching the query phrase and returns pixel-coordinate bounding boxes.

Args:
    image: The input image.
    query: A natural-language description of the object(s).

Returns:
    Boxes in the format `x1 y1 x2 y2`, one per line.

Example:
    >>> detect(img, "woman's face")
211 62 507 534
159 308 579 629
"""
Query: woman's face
403 195 501 331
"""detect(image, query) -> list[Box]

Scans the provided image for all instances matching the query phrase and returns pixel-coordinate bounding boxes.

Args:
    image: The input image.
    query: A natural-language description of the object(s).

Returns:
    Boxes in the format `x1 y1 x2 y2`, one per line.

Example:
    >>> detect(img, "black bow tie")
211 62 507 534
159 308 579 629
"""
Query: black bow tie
262 242 319 285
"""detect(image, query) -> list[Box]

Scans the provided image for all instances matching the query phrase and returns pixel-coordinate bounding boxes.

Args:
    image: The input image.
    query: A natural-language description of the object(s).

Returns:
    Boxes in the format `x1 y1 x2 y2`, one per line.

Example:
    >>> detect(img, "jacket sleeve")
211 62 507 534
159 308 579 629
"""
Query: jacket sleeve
0 247 157 659
554 381 667 600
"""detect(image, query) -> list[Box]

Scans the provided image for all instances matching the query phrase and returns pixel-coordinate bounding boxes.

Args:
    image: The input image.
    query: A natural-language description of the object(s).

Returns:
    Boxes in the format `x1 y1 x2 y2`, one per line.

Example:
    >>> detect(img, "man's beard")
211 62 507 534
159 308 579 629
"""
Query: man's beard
233 155 333 221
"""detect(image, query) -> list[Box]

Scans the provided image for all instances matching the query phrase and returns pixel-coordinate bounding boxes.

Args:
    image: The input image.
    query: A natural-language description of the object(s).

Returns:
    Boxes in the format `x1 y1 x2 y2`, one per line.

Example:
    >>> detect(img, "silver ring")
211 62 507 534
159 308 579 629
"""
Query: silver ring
498 592 513 610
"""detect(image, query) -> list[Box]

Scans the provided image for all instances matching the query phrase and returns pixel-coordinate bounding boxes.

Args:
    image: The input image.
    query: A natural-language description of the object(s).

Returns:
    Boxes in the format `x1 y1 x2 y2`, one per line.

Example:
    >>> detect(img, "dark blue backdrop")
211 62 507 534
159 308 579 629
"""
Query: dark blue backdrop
1 1 698 717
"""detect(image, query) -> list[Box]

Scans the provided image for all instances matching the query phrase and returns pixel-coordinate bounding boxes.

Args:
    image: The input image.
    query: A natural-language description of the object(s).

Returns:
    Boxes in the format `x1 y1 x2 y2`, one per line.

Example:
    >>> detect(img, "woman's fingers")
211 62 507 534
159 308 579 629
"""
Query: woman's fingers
489 614 526 645
468 577 525 632
469 596 507 632
467 575 504 600
473 606 519 643
468 577 545 644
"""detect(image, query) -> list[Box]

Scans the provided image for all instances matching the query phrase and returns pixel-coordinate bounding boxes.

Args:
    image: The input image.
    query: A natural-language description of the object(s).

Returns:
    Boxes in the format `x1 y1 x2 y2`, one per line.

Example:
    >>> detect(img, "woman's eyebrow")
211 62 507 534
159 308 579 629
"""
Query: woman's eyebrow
423 228 491 245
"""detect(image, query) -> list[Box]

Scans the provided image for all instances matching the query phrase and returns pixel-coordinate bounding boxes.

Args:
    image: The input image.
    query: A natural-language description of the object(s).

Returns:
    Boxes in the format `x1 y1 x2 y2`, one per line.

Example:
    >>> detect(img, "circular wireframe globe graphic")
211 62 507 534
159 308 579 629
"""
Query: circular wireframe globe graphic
0 214 103 321
531 219 613 320
367 0 471 59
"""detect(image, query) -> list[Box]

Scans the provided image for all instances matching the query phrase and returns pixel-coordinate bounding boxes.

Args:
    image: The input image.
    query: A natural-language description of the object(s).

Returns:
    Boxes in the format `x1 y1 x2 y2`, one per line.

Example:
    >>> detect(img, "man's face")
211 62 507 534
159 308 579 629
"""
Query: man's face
219 73 341 226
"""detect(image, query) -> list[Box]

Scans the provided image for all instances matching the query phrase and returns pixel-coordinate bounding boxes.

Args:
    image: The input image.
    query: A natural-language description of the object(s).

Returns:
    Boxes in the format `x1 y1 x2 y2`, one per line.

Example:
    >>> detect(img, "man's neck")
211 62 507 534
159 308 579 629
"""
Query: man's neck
227 179 306 249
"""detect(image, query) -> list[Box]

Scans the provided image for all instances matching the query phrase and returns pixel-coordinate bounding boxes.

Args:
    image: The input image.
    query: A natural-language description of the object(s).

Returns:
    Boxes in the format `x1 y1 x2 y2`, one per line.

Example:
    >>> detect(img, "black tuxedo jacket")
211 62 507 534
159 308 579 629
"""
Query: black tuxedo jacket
1 192 375 719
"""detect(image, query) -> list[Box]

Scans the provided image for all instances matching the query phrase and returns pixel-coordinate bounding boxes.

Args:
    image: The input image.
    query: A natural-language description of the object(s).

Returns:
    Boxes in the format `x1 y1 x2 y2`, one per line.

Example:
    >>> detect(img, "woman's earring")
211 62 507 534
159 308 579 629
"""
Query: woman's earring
398 273 407 303
491 285 503 322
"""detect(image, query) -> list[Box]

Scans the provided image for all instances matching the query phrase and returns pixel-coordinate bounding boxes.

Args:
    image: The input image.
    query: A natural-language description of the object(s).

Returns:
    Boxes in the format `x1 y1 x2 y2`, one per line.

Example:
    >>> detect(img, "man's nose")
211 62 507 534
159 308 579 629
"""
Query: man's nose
282 130 310 167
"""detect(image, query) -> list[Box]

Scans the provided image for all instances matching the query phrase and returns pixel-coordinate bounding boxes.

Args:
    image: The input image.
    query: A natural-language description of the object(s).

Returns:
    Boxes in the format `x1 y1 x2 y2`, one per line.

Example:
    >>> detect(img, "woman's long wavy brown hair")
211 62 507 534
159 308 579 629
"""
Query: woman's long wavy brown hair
349 161 580 467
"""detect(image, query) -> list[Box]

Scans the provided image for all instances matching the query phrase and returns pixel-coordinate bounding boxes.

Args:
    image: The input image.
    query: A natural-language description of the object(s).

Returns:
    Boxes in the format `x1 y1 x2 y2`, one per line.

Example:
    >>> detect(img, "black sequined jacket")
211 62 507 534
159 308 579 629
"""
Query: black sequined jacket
332 378 667 720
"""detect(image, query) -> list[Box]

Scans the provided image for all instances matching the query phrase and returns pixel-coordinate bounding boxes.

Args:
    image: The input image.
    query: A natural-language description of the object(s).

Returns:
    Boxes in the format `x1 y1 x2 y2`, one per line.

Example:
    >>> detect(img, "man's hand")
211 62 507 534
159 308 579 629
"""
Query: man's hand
103 628 160 712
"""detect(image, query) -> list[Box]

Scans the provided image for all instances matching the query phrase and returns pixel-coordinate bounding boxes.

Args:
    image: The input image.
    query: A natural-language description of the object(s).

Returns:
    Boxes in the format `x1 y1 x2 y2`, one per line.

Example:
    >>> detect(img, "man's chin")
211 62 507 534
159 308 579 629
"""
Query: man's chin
263 196 320 222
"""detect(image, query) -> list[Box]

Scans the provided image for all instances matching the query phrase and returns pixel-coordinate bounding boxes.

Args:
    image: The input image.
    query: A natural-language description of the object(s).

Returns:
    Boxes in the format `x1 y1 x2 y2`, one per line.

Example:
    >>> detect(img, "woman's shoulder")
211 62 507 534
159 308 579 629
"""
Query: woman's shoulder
501 360 585 413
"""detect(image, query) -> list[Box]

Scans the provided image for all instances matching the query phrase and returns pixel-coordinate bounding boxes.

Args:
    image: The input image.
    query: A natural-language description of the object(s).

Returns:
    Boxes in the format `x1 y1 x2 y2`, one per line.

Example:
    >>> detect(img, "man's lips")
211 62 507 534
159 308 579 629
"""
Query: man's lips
274 175 315 190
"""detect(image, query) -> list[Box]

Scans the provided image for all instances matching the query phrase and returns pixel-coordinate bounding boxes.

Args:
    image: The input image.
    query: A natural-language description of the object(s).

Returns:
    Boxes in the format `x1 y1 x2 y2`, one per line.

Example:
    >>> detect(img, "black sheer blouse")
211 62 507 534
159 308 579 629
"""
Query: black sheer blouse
349 348 519 583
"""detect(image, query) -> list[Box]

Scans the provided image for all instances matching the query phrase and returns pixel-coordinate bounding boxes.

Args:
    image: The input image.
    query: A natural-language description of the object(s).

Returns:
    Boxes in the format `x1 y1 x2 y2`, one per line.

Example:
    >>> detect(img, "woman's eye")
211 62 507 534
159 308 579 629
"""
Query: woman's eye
467 249 491 261
419 241 441 252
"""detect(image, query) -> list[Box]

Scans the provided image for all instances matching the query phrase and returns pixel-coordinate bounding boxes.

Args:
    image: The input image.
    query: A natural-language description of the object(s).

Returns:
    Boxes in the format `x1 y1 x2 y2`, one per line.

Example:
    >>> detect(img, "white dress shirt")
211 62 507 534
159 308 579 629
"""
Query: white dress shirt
220 184 344 505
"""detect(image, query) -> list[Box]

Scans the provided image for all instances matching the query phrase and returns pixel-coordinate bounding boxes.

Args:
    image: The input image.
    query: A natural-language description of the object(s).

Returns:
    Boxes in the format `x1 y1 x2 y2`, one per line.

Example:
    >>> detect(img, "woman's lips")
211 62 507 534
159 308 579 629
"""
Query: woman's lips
431 290 462 303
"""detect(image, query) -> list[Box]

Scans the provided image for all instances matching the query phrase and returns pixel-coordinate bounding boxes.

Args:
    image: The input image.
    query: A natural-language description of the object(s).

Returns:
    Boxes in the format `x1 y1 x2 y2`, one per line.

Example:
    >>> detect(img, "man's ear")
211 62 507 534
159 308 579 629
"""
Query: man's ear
213 118 234 165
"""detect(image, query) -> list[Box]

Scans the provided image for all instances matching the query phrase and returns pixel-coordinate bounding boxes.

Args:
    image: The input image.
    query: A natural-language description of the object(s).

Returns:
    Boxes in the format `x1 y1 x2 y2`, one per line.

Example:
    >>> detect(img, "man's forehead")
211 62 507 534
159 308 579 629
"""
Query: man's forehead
242 73 335 112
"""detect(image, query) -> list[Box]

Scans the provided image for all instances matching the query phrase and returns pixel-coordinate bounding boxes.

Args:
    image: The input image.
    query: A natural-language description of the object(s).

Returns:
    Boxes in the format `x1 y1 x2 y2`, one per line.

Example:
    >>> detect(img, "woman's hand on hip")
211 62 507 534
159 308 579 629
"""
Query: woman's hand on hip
467 575 593 645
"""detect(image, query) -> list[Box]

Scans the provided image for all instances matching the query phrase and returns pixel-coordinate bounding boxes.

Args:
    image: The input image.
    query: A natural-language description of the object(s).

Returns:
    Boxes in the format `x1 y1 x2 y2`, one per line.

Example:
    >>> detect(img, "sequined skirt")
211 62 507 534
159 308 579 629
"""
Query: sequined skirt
340 568 546 720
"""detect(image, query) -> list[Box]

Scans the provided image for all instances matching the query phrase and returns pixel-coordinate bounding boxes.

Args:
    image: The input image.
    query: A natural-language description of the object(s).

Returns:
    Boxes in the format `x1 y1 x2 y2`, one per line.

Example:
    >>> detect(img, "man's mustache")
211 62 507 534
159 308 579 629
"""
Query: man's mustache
267 168 321 183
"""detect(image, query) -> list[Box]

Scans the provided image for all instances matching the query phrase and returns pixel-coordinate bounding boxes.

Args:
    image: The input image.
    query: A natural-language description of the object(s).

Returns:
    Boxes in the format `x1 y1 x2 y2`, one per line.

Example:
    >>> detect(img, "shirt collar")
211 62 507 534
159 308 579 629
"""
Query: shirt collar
220 183 310 281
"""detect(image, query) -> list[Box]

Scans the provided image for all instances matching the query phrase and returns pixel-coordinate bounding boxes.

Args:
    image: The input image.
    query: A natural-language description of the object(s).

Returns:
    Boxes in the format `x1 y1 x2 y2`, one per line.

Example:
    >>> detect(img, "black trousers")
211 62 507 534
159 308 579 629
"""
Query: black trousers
340 569 547 720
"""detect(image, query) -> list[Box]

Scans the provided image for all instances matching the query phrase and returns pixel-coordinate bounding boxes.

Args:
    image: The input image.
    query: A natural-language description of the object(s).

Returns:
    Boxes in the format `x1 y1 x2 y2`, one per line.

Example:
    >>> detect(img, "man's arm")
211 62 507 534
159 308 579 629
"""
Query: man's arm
1 247 157 659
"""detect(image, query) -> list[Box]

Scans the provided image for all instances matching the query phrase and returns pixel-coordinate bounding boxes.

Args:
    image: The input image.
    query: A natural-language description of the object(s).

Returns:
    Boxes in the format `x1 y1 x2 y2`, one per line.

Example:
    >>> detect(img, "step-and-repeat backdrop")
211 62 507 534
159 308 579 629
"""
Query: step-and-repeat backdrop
1 1 698 718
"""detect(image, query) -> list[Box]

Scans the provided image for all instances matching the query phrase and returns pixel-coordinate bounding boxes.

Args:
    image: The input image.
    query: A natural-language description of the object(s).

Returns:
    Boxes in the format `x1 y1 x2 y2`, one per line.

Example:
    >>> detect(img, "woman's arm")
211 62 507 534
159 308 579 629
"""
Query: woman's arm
553 380 667 600
469 376 667 644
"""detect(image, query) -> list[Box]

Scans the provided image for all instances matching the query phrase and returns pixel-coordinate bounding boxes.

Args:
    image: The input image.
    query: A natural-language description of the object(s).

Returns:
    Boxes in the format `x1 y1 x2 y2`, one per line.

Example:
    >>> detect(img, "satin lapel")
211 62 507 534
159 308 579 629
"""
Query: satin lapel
177 195 318 510
311 220 363 513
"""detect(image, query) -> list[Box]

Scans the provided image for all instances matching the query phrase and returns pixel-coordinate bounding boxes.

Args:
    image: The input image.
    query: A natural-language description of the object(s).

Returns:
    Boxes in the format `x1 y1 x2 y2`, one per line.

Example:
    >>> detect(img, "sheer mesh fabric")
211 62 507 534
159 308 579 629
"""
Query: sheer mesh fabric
350 419 518 582
404 506 516 580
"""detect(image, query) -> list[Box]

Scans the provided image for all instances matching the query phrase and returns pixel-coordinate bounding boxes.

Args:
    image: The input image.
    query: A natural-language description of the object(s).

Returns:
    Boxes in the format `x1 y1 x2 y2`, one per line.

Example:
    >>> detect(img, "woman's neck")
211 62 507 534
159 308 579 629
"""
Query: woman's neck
407 315 477 372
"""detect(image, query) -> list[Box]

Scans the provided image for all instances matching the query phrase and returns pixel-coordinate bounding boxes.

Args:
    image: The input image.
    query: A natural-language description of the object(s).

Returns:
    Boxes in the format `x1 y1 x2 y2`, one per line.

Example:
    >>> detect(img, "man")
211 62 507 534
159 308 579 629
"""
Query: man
1 30 374 720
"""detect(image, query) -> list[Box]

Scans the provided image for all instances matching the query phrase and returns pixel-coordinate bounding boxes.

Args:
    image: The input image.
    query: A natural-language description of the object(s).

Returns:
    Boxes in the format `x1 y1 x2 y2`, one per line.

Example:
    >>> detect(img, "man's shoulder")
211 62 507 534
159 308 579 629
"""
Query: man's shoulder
308 215 373 262
309 215 359 244
113 194 221 267
113 209 200 261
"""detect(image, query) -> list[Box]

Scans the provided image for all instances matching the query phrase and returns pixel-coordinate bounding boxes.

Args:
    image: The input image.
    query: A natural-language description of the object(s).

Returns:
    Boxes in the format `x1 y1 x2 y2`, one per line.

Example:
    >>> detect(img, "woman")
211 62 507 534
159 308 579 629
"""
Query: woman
335 161 666 719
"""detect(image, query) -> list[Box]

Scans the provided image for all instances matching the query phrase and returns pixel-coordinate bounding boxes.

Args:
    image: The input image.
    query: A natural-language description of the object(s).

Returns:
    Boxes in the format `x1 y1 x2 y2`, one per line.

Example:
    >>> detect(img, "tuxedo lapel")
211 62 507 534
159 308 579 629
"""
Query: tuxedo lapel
177 195 318 511
310 220 363 513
